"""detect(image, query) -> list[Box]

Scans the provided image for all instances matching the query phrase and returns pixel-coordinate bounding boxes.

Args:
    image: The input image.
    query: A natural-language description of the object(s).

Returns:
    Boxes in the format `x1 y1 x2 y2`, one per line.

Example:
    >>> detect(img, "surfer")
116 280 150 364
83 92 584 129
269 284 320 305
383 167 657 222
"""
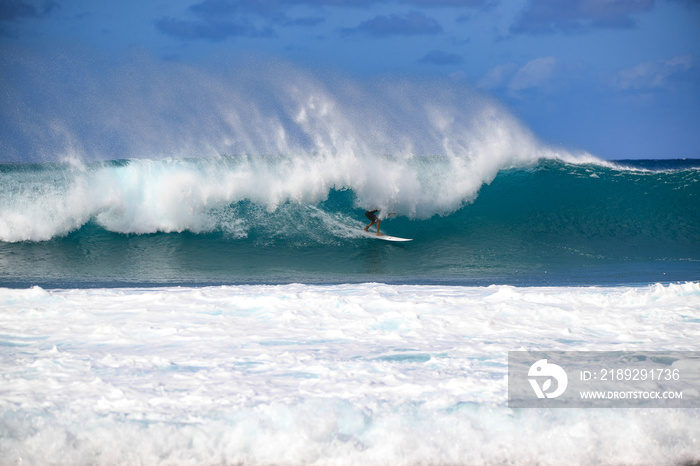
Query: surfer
364 210 383 236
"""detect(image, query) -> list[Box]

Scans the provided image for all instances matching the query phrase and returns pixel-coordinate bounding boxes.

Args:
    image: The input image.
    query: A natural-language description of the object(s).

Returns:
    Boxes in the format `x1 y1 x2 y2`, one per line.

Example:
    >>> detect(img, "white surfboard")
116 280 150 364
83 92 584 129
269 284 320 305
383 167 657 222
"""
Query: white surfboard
363 231 412 242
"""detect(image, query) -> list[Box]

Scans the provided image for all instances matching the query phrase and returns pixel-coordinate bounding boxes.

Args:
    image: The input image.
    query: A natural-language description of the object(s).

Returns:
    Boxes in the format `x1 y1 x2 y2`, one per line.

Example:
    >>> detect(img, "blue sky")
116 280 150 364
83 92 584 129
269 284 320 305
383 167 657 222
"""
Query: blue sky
1 0 699 160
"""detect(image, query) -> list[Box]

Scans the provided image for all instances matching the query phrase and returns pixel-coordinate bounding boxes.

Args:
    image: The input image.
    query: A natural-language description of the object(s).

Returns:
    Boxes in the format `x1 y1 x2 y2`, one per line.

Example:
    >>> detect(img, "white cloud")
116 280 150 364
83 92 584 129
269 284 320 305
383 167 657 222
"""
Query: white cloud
509 56 557 91
476 62 518 89
478 57 557 94
613 54 694 90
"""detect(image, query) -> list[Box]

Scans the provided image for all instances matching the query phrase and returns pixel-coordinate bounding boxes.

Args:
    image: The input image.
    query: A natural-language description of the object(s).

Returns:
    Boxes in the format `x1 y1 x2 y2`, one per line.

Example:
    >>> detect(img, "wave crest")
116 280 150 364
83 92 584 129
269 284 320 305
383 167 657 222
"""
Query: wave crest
0 53 596 241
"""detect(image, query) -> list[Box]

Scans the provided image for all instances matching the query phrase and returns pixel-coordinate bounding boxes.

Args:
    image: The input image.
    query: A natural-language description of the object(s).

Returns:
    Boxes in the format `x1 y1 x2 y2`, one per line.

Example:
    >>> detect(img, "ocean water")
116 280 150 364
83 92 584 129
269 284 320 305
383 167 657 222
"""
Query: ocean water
1 56 699 464
1 157 698 287
1 155 699 465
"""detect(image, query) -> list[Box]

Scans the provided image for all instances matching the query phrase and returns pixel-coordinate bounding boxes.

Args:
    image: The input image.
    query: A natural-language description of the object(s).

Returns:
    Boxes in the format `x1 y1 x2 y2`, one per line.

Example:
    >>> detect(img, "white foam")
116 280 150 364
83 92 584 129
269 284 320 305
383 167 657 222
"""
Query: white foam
0 144 580 243
1 282 698 464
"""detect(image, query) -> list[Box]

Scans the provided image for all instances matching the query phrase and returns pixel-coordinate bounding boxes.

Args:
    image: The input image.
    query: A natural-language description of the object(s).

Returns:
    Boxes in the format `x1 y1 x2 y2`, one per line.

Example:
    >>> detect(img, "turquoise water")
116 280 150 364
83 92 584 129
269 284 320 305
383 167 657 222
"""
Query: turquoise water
1 157 697 287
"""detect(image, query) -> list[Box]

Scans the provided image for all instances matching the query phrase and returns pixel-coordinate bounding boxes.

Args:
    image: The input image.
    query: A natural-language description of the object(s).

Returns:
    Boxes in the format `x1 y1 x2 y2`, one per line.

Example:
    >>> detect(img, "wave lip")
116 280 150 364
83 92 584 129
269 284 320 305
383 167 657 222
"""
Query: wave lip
0 148 569 243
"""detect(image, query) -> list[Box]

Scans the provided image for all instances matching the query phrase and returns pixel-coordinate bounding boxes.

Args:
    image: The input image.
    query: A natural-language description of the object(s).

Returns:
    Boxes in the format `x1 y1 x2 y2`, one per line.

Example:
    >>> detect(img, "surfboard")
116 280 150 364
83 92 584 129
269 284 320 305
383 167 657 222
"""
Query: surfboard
363 232 412 242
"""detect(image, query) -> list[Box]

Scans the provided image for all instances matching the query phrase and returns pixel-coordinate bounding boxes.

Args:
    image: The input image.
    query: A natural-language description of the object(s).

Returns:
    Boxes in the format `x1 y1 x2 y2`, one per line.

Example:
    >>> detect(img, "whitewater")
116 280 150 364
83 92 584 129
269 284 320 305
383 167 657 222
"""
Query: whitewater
1 54 699 465
2 282 700 465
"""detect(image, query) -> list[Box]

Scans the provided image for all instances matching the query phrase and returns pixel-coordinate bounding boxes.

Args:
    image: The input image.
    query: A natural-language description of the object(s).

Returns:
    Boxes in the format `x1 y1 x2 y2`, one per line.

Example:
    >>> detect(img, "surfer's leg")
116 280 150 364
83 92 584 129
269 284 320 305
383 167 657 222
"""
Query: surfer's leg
376 219 382 235
364 220 375 231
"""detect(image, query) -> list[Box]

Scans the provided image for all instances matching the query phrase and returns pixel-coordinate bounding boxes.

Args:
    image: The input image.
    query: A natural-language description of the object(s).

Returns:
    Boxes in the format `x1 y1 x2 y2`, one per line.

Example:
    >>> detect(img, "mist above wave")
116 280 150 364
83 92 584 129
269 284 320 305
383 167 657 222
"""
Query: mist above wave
2 49 563 162
1 50 593 241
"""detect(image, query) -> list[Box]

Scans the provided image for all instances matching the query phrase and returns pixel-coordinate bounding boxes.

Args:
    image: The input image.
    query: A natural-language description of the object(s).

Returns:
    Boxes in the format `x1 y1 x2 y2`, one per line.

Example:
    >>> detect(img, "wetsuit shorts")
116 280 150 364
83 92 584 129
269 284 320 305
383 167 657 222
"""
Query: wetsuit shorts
365 210 378 222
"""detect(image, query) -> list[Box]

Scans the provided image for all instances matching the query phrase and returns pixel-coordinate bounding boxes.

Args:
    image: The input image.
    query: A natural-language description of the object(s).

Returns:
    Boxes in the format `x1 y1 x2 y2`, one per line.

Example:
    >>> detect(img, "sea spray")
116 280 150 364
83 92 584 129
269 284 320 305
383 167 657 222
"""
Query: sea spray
1 50 590 240
1 49 566 164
